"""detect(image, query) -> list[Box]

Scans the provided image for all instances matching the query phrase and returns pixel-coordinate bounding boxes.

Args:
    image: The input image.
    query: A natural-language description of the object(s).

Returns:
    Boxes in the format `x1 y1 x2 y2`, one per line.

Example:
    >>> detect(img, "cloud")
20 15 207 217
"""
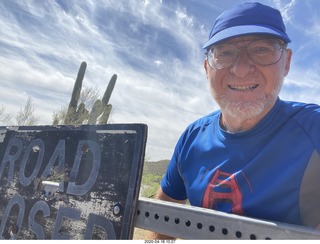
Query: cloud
1 0 196 164
272 0 297 23
270 0 320 105
1 0 320 161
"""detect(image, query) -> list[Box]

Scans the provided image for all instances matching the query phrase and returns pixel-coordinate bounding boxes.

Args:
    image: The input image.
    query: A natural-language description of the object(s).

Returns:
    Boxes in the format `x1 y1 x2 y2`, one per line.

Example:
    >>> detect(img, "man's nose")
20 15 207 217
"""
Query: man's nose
229 49 255 77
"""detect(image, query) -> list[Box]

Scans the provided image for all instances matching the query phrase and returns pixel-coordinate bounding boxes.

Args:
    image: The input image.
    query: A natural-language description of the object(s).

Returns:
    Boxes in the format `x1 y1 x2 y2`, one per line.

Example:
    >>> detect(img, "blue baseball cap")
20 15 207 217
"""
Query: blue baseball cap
202 2 291 49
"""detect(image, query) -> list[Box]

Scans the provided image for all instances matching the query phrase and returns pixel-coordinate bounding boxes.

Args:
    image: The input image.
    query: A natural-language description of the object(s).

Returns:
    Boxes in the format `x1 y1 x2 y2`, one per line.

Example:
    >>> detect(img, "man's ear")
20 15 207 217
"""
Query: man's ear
204 58 209 77
283 49 292 77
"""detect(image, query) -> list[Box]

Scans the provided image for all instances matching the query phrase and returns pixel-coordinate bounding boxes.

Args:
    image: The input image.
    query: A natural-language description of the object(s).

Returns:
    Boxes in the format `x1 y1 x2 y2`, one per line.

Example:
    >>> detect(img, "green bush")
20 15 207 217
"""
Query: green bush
140 173 163 198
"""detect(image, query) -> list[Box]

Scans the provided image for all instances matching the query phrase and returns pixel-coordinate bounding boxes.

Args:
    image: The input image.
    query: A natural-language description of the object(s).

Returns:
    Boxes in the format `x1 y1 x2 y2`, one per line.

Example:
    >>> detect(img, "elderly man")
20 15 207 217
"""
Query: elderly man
150 2 320 239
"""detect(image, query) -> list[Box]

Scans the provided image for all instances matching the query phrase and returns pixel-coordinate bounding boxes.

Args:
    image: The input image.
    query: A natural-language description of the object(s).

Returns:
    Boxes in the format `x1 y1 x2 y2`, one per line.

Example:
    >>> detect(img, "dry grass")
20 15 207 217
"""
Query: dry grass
133 227 152 240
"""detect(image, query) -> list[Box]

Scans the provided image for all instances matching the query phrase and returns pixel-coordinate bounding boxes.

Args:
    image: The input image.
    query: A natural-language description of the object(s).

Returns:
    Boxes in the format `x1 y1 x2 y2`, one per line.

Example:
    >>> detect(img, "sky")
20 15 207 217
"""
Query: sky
0 0 320 161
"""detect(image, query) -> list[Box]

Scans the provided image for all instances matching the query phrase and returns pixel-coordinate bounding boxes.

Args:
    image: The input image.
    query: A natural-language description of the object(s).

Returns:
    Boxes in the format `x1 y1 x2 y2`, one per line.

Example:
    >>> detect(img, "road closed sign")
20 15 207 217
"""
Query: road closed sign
0 124 147 240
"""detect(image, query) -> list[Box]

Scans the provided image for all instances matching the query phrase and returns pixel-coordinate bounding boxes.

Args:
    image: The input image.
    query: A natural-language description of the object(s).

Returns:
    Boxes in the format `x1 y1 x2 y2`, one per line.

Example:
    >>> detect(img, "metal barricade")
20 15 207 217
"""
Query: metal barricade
135 197 320 240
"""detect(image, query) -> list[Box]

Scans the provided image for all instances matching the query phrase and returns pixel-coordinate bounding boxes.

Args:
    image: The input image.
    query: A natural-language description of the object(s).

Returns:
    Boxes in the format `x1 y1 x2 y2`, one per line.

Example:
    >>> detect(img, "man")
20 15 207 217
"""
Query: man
150 2 320 239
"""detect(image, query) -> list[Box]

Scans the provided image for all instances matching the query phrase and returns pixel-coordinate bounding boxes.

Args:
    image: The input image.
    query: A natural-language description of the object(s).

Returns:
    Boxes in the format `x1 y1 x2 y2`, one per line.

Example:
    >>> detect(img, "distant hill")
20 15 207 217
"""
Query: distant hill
142 160 169 176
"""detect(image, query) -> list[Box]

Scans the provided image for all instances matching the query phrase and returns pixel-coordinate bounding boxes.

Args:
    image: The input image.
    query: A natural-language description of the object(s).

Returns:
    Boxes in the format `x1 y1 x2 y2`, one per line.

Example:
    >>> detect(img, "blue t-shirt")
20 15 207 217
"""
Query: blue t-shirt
161 98 320 228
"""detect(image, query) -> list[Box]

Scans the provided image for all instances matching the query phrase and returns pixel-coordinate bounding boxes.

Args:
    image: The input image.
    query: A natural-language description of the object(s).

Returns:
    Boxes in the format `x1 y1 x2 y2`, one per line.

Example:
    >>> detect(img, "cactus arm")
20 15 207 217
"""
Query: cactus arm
101 74 117 106
87 99 103 124
97 74 117 124
64 61 87 124
98 104 112 124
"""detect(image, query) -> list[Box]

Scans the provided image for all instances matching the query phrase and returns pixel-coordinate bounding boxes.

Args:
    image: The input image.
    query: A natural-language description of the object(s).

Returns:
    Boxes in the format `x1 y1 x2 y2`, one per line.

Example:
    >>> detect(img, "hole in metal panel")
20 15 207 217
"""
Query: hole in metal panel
197 223 202 229
222 228 228 235
209 225 215 232
250 234 257 240
185 220 191 227
235 231 242 238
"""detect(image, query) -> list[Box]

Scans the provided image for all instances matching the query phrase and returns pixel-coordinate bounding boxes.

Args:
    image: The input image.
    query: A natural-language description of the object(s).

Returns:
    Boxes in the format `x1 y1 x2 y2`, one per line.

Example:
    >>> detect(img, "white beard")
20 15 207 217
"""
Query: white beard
217 96 276 120
211 80 283 121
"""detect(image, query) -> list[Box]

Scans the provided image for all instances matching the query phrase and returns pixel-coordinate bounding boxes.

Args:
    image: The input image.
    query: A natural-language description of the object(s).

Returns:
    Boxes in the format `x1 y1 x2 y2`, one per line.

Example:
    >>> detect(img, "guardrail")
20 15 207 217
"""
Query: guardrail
135 197 320 240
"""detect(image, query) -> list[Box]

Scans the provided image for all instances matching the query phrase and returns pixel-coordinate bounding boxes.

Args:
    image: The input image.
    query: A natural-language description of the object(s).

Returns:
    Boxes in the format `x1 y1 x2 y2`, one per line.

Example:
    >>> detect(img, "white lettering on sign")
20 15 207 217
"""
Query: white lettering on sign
0 138 100 194
0 136 117 239
0 195 116 239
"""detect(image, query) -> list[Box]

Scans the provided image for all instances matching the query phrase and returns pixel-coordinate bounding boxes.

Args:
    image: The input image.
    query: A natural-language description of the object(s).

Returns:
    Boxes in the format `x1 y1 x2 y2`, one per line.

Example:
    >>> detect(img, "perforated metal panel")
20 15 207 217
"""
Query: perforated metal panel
135 197 320 240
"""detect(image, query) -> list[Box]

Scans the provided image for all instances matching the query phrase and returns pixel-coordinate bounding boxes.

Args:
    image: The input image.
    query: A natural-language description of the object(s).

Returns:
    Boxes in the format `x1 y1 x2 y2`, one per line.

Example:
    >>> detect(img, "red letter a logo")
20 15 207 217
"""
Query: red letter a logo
202 169 244 215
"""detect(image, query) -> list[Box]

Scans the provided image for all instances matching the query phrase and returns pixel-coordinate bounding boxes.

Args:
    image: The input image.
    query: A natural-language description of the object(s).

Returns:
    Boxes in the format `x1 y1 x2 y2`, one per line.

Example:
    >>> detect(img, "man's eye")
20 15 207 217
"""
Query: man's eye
215 49 235 58
221 51 234 56
252 46 273 54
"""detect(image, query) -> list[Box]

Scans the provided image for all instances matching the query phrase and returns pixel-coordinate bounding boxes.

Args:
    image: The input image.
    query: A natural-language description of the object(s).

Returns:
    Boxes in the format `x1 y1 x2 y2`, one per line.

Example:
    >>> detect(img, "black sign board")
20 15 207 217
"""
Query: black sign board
0 124 147 240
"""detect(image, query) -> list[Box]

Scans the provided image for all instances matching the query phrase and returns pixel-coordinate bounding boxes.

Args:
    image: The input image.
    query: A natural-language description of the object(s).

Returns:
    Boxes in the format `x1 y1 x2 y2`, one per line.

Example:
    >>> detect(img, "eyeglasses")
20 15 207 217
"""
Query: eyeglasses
206 38 287 69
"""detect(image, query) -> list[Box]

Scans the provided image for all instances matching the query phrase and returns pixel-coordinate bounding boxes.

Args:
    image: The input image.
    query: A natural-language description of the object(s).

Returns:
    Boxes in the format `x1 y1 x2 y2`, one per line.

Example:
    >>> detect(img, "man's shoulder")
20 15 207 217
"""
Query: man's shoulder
280 99 320 116
196 110 220 122
188 110 220 129
280 99 320 134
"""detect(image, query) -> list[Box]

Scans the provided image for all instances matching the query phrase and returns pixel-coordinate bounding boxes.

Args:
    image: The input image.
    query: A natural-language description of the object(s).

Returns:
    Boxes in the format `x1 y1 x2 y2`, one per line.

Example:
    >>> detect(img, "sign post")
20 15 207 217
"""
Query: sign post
0 124 147 240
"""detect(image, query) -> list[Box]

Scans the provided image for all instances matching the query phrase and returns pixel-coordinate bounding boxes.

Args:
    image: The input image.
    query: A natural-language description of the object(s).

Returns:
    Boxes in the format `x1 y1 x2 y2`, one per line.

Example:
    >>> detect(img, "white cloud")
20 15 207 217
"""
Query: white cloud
272 0 297 23
175 9 194 27
1 0 319 161
154 60 162 66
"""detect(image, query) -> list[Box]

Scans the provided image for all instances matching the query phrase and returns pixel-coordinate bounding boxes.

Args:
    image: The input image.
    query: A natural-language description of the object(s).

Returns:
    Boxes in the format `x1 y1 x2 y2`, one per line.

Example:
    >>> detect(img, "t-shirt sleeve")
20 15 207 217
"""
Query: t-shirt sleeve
160 134 188 201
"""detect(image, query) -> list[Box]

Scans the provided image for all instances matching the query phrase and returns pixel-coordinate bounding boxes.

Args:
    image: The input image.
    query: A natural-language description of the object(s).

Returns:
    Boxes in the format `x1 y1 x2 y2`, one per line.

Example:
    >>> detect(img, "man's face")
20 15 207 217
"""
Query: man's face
204 35 292 121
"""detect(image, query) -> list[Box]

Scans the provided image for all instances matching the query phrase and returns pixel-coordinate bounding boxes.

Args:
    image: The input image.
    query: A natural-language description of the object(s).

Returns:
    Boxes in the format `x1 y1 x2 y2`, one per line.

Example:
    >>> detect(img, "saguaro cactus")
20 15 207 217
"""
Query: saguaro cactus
99 74 117 124
64 62 87 125
87 74 117 124
63 61 117 125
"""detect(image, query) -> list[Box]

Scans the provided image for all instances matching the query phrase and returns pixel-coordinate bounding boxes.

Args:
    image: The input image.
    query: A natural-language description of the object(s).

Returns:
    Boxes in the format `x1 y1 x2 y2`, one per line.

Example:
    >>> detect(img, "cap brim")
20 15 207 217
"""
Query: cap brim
202 25 291 49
